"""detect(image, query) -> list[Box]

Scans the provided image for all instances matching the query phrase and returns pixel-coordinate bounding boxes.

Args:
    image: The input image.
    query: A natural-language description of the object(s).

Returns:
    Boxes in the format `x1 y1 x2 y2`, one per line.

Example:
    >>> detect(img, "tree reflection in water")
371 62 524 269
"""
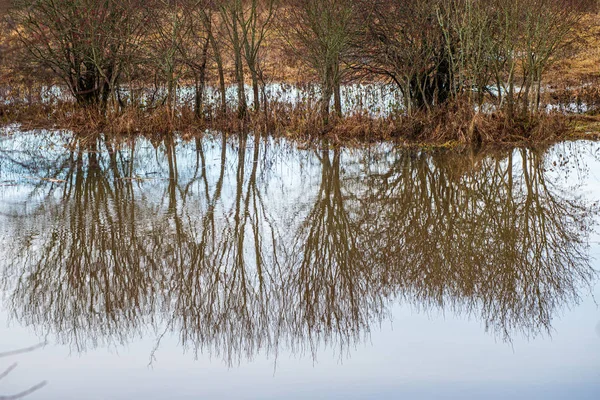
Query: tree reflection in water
0 133 597 365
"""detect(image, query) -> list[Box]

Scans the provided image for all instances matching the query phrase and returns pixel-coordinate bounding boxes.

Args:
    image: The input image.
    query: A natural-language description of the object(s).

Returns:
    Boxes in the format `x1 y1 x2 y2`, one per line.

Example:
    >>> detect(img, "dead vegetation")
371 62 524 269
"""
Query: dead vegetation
2 96 592 147
0 0 599 145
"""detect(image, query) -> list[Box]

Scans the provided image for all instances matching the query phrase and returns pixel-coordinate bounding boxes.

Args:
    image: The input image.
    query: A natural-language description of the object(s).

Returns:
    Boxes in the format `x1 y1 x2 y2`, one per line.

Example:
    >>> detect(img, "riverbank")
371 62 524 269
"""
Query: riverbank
1 2 598 149
1 99 599 148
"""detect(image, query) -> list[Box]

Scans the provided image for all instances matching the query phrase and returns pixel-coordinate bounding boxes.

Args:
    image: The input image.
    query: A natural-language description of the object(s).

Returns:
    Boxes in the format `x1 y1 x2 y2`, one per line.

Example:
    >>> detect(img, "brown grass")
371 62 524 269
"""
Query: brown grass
547 13 600 87
2 97 594 148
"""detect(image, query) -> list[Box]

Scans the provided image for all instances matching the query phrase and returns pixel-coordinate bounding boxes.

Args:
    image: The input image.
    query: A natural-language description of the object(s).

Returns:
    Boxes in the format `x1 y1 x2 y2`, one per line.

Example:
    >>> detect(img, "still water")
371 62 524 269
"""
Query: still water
0 129 599 399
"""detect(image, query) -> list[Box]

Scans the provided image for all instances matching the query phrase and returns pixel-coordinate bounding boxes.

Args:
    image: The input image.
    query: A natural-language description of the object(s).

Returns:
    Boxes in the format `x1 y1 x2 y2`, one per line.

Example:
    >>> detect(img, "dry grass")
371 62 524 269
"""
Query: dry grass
567 114 600 139
547 13 600 87
0 93 595 147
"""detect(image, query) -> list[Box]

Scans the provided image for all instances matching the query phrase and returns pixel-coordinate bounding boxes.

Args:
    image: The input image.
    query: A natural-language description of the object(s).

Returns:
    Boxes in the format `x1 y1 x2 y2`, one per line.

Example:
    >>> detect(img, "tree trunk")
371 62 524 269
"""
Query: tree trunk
333 81 342 118
231 15 247 118
210 35 227 116
321 81 333 127
194 36 211 119
333 58 342 117
252 73 260 112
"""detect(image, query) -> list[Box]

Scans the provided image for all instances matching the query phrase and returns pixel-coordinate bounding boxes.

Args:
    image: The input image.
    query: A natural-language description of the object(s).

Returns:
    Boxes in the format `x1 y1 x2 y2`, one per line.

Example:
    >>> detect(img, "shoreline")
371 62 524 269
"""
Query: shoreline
1 101 599 148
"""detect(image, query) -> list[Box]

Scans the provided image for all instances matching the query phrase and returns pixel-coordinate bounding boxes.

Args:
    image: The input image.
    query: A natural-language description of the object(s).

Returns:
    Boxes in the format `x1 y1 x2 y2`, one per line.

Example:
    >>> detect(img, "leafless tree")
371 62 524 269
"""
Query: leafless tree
10 0 149 111
282 0 357 125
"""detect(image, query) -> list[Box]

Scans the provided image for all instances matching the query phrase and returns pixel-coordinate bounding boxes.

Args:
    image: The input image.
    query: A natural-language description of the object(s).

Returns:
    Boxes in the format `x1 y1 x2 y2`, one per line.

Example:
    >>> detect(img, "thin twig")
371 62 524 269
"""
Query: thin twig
0 343 46 358
0 364 17 381
0 381 48 400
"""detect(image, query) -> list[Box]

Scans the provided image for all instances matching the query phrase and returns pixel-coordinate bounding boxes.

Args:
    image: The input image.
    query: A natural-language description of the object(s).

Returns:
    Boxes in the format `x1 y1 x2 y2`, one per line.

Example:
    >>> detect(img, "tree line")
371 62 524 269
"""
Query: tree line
2 0 597 127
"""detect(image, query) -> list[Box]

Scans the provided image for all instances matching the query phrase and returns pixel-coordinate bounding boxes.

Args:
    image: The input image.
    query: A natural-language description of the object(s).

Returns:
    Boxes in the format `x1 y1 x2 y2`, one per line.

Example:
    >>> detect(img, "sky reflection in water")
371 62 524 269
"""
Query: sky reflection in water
0 130 599 399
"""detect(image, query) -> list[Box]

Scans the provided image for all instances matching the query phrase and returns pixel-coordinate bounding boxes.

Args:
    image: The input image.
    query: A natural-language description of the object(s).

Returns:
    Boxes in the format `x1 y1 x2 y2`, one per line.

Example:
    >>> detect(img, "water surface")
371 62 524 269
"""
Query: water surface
0 129 599 399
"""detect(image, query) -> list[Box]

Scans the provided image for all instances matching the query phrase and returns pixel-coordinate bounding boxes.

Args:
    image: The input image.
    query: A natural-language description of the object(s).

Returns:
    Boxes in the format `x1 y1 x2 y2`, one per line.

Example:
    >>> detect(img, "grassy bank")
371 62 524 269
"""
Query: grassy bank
1 97 597 147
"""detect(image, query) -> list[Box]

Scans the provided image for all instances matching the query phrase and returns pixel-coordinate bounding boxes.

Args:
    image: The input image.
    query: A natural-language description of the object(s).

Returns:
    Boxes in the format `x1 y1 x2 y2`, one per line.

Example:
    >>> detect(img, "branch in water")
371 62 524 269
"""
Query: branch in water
0 381 48 400
1 344 48 399
0 343 46 358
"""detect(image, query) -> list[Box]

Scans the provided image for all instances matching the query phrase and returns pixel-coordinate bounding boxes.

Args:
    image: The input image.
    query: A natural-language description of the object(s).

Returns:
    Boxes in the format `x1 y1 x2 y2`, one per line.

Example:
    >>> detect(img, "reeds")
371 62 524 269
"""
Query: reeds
1 100 586 147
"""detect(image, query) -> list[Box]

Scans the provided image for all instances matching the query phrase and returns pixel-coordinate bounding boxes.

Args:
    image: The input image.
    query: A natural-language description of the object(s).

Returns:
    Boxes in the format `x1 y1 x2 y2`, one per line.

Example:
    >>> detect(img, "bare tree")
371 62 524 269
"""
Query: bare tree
183 0 213 118
282 0 357 125
220 0 249 117
239 0 277 112
10 0 149 111
356 0 452 114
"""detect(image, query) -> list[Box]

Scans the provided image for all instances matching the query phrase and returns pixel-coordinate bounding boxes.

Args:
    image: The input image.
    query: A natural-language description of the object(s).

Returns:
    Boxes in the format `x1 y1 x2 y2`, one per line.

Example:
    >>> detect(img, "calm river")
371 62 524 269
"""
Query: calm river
0 129 599 399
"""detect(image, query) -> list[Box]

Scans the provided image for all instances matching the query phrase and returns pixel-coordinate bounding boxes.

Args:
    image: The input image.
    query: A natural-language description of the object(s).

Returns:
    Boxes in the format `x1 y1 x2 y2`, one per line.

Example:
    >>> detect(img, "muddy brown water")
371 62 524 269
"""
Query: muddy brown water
0 129 599 399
